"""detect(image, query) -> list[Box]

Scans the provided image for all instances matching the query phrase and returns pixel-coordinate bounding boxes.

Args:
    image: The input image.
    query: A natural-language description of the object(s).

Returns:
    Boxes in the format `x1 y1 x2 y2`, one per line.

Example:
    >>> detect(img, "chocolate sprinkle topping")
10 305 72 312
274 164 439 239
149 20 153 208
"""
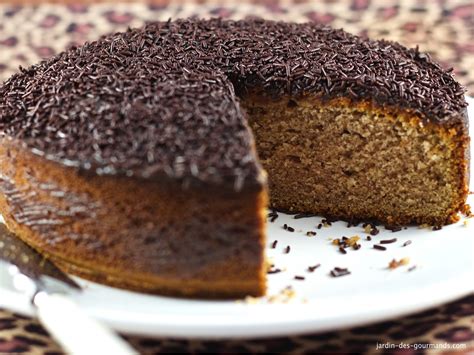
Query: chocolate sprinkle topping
271 240 278 249
284 245 291 254
373 244 387 251
0 18 466 188
294 275 305 280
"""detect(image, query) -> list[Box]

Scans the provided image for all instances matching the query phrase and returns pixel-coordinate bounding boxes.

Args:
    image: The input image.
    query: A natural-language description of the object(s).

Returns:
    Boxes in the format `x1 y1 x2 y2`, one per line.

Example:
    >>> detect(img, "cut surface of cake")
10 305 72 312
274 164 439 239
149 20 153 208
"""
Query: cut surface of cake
0 19 469 298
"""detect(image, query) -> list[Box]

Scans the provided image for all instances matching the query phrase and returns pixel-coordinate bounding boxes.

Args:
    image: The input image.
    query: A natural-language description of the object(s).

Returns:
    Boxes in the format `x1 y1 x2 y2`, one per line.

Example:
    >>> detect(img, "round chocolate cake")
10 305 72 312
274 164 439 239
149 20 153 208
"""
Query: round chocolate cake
0 19 469 298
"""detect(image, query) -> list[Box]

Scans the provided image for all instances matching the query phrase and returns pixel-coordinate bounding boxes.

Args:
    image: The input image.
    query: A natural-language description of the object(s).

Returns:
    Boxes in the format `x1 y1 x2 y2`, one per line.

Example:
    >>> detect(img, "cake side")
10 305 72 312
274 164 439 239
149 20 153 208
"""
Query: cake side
243 95 470 226
0 139 267 298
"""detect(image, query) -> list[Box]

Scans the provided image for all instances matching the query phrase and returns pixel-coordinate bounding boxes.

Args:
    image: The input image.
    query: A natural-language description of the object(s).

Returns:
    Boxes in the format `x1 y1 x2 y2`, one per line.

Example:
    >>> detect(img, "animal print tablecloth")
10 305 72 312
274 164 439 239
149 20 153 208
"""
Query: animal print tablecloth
0 0 473 354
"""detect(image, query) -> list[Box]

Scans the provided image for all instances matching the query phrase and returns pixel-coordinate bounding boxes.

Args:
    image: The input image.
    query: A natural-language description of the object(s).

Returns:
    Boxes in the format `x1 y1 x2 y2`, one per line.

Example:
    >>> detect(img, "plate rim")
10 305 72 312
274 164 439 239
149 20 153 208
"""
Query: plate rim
2 267 472 339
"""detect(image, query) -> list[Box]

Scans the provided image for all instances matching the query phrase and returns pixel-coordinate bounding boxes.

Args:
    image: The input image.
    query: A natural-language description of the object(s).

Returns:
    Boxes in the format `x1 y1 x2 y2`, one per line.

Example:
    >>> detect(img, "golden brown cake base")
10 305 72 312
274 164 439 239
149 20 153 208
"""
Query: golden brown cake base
244 96 470 226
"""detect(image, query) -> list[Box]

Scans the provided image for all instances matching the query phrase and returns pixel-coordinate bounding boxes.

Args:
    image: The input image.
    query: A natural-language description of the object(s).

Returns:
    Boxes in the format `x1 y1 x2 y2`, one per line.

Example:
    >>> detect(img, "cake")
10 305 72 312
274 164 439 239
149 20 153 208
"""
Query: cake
0 19 469 298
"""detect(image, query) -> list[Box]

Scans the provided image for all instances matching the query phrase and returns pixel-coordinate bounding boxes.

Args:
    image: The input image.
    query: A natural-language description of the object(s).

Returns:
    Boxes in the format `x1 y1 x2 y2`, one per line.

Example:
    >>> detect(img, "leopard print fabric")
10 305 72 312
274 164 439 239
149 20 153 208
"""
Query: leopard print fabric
1 295 472 354
0 0 473 354
0 0 473 94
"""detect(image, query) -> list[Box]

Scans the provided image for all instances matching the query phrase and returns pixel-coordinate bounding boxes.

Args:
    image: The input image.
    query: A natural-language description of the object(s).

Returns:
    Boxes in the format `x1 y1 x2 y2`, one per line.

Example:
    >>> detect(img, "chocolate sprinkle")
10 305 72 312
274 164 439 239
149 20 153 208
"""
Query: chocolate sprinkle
330 267 351 277
294 213 316 219
284 245 291 254
380 238 397 244
385 225 402 232
283 224 295 232
294 275 305 280
373 244 387 251
321 219 332 226
271 240 278 249
0 18 467 188
370 227 380 236
268 211 279 223
339 246 347 254
347 219 360 228
307 264 321 272
268 268 282 274
403 240 412 247
306 231 317 236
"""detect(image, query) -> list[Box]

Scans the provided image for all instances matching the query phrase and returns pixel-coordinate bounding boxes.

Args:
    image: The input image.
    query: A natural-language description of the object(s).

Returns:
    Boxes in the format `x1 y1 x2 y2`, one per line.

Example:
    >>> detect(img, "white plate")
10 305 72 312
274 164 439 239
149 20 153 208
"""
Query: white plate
1 98 473 339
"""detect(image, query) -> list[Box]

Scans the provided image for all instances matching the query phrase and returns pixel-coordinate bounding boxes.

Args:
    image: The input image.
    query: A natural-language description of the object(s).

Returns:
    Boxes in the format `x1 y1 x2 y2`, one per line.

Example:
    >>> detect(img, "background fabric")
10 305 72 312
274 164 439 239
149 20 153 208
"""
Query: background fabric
0 0 473 95
0 0 473 354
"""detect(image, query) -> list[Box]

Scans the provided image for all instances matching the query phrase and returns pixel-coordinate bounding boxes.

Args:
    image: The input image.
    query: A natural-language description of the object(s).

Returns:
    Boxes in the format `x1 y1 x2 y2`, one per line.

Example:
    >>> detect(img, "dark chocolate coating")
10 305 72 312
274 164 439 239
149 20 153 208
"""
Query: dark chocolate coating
0 18 467 189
